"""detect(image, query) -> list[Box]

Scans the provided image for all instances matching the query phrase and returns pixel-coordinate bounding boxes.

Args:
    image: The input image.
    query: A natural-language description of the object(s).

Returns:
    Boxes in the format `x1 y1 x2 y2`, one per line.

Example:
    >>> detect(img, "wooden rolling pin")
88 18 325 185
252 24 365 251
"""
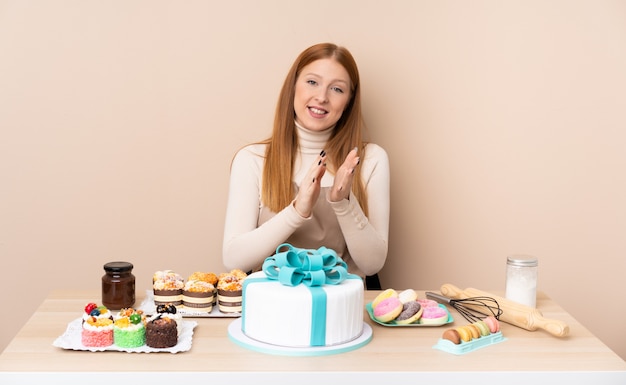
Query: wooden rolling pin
441 283 570 337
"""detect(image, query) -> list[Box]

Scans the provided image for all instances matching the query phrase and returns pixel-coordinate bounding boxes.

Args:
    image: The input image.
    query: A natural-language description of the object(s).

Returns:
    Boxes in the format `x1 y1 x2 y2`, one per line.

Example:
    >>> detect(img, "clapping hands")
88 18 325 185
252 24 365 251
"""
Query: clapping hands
293 148 360 218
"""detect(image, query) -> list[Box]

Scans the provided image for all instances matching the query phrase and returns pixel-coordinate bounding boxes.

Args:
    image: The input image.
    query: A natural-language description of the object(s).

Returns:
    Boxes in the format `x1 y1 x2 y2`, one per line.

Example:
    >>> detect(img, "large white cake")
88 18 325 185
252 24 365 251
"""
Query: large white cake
241 271 364 347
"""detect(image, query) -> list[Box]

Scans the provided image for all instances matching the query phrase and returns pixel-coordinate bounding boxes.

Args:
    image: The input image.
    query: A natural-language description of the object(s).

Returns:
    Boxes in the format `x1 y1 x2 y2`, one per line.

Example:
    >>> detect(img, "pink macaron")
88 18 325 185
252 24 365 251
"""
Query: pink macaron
483 316 500 333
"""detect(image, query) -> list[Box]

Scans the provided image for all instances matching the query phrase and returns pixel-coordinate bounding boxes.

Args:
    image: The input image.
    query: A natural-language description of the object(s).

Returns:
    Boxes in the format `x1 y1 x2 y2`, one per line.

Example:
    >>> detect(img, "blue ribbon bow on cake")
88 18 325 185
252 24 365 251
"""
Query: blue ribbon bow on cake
261 243 349 287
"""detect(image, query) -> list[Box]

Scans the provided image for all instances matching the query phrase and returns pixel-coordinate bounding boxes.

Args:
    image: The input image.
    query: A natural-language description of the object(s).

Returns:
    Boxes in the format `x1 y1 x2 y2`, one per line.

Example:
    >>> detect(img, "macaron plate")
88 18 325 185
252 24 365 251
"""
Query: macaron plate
366 303 454 327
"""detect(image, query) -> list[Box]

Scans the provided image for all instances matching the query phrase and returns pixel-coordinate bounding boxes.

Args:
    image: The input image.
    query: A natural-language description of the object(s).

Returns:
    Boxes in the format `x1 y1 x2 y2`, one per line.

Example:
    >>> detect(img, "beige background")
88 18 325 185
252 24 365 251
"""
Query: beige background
1 0 625 360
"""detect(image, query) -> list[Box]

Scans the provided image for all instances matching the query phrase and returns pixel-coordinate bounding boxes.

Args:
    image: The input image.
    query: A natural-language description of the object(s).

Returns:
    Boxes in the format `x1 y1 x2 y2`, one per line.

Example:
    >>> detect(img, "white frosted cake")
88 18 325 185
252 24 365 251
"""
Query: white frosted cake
241 271 364 347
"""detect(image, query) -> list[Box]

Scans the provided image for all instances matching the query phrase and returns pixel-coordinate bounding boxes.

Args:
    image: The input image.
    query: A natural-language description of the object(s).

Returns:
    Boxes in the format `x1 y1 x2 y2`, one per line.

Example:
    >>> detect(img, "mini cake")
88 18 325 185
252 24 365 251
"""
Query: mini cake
217 269 247 313
113 308 146 348
82 314 114 347
153 270 184 306
146 315 178 348
182 279 215 312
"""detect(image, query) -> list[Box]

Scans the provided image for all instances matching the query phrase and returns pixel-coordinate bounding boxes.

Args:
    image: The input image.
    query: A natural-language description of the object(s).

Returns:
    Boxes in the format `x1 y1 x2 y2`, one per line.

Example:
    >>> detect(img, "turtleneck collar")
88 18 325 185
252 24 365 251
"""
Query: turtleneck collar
295 121 333 154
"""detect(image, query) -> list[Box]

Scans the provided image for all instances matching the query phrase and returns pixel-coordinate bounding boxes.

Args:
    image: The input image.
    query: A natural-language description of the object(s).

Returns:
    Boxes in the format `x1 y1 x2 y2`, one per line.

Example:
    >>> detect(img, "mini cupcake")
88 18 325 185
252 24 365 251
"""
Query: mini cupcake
113 308 146 348
183 279 215 312
153 270 184 307
188 271 219 305
82 316 113 347
217 270 247 313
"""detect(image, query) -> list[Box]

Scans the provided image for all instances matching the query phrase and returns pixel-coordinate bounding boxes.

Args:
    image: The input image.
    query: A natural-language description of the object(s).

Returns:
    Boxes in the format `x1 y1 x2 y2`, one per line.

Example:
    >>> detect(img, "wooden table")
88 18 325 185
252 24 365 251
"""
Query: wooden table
1 289 625 384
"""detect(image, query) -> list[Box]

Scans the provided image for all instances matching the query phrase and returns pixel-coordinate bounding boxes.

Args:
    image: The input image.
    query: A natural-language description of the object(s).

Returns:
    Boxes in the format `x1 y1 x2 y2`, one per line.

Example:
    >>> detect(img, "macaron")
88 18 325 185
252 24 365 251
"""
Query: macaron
398 289 418 304
466 324 481 339
372 289 398 309
483 316 500 333
473 320 491 336
419 305 449 326
442 328 461 345
373 297 403 323
395 301 423 325
455 326 473 342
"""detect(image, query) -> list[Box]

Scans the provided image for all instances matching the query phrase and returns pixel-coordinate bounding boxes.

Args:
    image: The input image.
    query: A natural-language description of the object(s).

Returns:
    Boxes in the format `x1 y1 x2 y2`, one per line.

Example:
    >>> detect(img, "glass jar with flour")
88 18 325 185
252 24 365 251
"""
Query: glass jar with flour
505 255 538 308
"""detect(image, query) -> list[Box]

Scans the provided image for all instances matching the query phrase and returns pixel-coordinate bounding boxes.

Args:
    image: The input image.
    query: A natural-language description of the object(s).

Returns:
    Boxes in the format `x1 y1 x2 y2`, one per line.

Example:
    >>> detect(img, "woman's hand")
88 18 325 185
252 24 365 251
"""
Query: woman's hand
329 147 360 202
293 150 327 218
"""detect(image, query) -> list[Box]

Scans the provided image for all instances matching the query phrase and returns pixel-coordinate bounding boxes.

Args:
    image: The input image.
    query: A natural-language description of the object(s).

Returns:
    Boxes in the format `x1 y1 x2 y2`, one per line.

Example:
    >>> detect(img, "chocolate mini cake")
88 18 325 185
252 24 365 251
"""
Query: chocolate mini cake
146 316 178 348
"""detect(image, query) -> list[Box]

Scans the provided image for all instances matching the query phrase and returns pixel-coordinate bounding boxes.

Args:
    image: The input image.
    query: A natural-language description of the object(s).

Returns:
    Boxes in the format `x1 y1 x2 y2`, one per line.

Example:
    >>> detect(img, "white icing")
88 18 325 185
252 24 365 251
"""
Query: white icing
82 322 113 332
242 271 364 347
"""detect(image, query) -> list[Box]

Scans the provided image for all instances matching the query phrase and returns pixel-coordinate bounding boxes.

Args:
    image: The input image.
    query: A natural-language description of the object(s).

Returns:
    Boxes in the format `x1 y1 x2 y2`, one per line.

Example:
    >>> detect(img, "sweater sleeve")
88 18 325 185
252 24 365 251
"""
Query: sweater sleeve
328 143 390 276
222 145 309 272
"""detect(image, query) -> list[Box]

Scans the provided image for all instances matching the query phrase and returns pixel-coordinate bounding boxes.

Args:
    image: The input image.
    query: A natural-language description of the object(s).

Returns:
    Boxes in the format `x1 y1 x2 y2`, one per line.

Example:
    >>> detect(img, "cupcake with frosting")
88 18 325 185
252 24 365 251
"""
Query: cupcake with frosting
188 271 219 305
217 269 247 313
183 279 215 312
153 270 184 307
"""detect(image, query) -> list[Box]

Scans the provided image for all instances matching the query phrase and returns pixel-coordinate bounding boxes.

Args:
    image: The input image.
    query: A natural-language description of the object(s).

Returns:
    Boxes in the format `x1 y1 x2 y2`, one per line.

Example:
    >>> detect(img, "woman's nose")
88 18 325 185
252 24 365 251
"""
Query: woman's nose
315 89 329 102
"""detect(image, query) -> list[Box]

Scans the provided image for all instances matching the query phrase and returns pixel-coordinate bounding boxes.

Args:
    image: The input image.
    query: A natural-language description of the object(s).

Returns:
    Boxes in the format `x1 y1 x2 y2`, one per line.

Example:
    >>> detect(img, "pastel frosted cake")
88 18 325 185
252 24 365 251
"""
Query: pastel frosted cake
241 245 364 347
113 308 146 348
81 303 114 347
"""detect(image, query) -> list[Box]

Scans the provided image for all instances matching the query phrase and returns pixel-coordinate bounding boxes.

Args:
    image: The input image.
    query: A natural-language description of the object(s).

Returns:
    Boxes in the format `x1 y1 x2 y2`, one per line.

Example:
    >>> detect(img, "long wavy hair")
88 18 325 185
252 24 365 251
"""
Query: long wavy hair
261 43 369 216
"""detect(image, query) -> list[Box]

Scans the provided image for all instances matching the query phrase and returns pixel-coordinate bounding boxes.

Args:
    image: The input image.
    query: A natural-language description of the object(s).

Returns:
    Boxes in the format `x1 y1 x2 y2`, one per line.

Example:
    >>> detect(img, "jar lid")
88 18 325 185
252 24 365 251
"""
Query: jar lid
104 261 134 272
507 256 538 267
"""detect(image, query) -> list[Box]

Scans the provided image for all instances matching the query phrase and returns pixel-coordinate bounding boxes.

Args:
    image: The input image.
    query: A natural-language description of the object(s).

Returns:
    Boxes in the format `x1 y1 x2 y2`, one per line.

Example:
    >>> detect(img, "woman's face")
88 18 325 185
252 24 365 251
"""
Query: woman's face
294 58 352 132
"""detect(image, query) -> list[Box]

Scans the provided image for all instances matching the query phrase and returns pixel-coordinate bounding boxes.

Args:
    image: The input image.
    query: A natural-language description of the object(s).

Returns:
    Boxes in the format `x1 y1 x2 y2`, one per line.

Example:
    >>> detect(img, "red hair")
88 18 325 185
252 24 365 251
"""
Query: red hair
261 43 369 215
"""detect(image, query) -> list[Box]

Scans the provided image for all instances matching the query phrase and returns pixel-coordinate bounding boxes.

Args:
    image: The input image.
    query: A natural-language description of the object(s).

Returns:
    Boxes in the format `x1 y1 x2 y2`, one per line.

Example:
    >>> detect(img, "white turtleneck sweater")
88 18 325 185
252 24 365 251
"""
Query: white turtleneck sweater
222 124 390 278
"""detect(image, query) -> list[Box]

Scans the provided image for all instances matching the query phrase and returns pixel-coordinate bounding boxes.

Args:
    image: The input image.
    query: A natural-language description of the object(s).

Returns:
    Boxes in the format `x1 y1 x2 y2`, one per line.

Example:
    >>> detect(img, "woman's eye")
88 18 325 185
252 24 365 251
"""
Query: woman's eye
332 86 344 94
307 79 318 86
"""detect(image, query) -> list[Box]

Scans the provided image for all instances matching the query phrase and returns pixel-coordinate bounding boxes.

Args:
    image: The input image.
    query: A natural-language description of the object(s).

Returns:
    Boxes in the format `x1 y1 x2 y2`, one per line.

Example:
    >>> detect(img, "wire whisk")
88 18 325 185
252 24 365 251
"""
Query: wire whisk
426 292 503 323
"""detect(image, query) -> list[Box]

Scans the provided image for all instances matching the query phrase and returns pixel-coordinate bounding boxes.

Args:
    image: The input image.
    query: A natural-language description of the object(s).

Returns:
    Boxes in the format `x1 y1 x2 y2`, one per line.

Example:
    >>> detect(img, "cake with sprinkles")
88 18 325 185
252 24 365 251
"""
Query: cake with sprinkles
81 302 114 347
113 308 146 348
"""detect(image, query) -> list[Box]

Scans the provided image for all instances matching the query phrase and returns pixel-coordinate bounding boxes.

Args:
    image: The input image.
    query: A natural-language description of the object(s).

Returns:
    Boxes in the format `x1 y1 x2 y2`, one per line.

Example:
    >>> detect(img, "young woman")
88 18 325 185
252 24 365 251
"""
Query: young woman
222 43 389 280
